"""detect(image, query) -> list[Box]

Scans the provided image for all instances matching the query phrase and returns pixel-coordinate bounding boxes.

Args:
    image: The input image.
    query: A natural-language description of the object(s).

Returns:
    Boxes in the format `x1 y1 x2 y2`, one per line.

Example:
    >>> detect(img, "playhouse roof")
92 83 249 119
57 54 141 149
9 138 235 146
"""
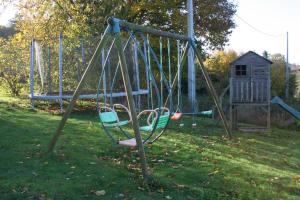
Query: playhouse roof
230 51 273 65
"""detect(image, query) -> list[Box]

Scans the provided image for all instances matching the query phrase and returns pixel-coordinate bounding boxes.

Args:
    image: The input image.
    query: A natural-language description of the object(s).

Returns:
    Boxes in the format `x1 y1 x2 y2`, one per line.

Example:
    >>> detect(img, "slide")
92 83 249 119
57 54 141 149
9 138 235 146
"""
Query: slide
271 96 300 121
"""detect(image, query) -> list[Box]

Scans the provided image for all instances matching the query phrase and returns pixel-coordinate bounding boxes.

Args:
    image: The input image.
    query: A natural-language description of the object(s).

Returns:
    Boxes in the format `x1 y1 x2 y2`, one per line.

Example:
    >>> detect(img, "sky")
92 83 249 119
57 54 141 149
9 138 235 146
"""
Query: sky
227 0 300 64
0 4 17 26
0 1 300 64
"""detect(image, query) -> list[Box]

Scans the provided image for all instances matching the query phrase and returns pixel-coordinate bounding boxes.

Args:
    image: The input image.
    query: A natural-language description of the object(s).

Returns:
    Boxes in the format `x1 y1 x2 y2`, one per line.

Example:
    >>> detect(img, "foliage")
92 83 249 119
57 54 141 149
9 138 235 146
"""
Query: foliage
270 53 297 98
12 0 236 49
0 23 16 38
0 93 300 199
203 50 238 94
0 35 29 96
0 0 237 97
262 50 269 59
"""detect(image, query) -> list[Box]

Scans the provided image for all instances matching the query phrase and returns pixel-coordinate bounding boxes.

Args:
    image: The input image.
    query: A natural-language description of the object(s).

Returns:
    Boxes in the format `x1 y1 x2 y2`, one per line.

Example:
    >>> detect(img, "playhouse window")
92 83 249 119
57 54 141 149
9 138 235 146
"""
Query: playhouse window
235 65 247 76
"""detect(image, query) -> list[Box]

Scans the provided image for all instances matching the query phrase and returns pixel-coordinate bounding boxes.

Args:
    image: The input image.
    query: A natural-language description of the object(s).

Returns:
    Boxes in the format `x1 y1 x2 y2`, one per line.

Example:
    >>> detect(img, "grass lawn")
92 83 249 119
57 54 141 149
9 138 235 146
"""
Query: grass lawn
0 92 300 199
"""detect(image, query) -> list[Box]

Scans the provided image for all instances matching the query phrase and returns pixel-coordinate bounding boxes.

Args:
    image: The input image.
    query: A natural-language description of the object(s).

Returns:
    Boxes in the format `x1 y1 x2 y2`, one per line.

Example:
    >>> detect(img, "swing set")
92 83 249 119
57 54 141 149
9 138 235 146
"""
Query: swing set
47 17 231 153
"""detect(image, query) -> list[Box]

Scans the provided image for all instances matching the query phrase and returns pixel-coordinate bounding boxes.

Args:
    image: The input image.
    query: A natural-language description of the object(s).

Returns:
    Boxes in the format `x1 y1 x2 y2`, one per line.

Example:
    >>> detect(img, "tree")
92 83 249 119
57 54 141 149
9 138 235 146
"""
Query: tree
204 49 238 93
262 50 269 59
0 36 28 96
11 0 236 50
0 24 16 38
270 53 296 97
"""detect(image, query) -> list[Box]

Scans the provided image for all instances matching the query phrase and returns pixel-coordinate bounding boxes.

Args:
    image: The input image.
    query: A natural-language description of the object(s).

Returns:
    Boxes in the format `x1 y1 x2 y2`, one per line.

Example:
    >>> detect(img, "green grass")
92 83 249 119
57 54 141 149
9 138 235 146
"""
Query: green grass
0 92 300 199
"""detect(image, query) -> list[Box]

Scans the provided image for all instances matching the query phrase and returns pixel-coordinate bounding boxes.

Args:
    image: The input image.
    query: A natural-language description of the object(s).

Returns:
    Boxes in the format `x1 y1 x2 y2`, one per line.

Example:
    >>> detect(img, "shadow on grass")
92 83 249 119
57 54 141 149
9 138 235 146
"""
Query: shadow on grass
1 100 300 199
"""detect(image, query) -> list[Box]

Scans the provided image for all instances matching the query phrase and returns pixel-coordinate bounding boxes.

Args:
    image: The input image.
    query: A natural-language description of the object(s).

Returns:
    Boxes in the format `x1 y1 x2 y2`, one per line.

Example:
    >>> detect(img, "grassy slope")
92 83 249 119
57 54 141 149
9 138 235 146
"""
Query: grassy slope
0 93 300 199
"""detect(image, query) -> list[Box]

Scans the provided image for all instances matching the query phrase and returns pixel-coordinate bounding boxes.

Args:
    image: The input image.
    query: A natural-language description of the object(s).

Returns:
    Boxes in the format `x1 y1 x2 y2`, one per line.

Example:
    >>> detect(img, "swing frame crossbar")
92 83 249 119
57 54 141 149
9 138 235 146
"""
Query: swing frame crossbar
29 90 148 100
47 17 232 181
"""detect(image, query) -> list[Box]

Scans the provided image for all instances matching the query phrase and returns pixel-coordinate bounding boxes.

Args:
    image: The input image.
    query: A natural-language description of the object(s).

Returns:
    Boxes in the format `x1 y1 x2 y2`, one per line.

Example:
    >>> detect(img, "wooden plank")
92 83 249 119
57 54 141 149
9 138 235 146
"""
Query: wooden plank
246 81 249 102
229 78 234 105
251 80 253 102
191 41 232 139
114 33 151 182
256 81 259 102
241 81 244 102
112 18 189 41
236 82 239 102
261 80 264 102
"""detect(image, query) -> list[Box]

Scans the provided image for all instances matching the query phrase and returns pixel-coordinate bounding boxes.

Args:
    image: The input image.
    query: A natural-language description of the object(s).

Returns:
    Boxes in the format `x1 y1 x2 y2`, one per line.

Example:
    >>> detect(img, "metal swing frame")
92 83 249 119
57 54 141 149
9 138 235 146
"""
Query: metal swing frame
48 17 231 154
94 31 169 145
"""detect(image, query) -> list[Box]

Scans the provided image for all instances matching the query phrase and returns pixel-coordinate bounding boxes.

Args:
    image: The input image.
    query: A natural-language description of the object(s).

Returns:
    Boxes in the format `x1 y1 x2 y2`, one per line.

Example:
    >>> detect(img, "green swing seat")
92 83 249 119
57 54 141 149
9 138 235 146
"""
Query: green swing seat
99 111 130 128
139 110 170 132
99 104 132 128
199 110 213 118
140 114 169 132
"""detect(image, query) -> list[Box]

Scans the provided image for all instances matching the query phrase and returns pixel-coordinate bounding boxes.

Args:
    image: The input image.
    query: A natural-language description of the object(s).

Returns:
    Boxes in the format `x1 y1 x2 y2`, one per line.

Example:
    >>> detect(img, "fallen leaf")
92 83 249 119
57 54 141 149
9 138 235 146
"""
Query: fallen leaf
95 190 106 196
137 187 145 191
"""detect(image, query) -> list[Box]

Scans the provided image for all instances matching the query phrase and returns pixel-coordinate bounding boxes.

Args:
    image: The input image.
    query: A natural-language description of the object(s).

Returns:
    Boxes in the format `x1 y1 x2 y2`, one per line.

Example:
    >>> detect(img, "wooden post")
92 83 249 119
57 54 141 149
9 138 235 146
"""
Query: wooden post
114 33 151 183
47 28 111 153
191 41 232 139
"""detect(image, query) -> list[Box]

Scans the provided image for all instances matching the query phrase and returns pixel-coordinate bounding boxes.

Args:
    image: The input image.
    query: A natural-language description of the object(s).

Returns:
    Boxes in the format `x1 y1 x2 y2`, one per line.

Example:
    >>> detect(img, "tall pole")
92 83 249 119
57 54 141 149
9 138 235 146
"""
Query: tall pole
187 0 196 112
59 33 63 112
285 31 289 98
30 39 35 108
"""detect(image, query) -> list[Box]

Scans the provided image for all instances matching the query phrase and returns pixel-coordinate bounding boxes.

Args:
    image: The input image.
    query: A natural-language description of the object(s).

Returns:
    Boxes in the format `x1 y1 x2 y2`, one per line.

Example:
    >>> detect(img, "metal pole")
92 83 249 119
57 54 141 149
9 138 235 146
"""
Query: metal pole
102 49 107 108
187 0 196 112
30 39 35 108
144 39 150 110
160 37 163 107
167 38 173 112
47 28 111 153
177 40 182 111
134 41 141 112
147 35 154 110
285 31 289 98
59 33 63 112
163 42 189 108
48 45 52 94
81 39 86 67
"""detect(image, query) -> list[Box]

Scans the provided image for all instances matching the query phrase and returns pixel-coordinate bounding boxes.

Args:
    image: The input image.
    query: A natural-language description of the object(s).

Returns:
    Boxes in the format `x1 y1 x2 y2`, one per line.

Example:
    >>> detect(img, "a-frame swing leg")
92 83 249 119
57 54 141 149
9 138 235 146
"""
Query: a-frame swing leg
190 41 232 139
113 27 151 183
47 27 111 153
